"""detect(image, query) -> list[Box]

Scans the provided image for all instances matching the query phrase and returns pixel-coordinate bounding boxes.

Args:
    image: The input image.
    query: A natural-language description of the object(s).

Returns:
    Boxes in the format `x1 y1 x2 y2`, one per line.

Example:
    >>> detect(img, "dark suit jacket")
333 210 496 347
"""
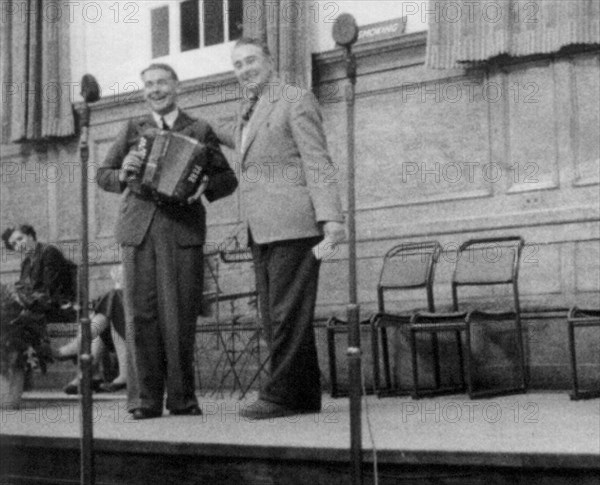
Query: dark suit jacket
97 111 237 247
16 242 77 316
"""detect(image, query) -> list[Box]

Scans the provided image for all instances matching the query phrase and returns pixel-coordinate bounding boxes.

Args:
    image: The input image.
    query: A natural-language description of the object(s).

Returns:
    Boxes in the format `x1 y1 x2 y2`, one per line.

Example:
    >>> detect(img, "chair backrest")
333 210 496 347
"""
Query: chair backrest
568 306 600 322
204 248 258 325
451 236 524 313
377 241 441 313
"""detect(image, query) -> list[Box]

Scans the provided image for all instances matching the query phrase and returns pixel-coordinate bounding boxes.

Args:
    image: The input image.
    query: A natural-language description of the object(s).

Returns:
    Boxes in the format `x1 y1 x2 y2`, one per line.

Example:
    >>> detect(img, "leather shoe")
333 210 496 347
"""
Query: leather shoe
240 399 318 420
63 378 103 395
98 381 126 393
63 382 78 395
132 408 162 420
170 406 202 416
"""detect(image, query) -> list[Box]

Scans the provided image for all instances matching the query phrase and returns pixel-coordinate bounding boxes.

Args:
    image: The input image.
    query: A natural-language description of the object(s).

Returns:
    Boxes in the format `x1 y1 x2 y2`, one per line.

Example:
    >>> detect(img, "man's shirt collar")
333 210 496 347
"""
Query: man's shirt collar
152 108 179 130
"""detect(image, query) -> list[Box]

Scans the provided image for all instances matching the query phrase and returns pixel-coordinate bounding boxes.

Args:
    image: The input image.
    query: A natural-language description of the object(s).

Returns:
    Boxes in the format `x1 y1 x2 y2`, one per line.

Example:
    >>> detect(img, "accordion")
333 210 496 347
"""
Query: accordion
129 130 209 204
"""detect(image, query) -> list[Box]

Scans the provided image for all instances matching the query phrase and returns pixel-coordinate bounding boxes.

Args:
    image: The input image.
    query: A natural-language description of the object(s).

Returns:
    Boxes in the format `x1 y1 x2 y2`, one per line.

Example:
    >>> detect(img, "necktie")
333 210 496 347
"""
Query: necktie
241 96 258 125
160 117 169 130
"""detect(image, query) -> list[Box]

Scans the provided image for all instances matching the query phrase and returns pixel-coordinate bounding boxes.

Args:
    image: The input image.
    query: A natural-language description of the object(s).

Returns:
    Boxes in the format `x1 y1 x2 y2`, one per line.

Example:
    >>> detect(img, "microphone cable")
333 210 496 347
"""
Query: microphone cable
361 349 379 485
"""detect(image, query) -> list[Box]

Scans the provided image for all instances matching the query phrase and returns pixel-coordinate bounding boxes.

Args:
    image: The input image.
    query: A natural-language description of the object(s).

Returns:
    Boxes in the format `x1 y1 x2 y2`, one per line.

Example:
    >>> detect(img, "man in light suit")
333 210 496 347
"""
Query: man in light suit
216 38 345 419
97 63 237 419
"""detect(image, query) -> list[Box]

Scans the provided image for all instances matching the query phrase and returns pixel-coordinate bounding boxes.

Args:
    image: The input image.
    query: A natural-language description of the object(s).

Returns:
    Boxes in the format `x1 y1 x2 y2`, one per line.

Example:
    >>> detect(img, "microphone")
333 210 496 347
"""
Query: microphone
332 13 359 47
80 74 100 104
78 74 101 130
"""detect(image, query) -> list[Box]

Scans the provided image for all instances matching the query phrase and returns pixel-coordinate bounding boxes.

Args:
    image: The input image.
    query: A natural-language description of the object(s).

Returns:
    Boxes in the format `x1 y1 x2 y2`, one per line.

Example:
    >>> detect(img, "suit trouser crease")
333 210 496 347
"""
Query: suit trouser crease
252 237 322 410
123 210 202 412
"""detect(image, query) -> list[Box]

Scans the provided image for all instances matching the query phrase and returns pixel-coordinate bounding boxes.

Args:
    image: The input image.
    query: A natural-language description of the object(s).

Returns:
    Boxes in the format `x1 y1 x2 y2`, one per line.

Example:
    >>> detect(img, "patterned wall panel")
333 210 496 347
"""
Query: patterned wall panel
93 137 122 242
352 76 492 210
571 53 600 186
54 142 83 241
1 150 50 240
518 243 563 298
575 240 600 293
505 60 560 192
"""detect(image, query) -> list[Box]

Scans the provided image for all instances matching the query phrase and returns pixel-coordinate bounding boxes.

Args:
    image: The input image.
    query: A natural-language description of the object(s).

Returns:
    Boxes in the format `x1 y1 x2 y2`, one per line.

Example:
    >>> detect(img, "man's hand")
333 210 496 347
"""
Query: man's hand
186 175 209 204
312 221 346 260
119 148 145 182
322 221 346 244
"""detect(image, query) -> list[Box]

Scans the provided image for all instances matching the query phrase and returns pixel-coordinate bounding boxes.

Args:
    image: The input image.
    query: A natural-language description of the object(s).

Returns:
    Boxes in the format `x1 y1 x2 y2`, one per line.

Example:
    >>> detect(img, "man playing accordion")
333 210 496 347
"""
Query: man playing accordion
97 63 237 420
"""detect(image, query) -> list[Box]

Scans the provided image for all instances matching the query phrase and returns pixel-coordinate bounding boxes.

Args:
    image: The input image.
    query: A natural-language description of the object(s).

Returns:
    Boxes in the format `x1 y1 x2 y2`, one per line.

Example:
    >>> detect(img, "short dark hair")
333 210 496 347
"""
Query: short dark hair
2 224 36 250
1 228 14 250
233 37 271 58
140 63 179 81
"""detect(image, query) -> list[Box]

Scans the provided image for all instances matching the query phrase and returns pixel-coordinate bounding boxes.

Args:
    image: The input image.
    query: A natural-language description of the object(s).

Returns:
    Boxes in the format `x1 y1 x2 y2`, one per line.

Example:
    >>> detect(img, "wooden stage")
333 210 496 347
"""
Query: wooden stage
1 391 598 484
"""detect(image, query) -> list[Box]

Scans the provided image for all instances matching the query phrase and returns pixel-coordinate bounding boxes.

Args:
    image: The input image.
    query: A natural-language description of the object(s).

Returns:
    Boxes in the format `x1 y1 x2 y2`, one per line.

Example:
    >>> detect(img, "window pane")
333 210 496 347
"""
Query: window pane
151 7 169 58
204 0 224 47
228 0 243 41
181 0 200 52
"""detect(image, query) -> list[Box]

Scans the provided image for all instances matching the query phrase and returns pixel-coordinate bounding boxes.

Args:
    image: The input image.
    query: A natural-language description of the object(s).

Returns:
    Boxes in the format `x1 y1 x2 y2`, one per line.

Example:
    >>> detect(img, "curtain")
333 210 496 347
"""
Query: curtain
1 0 75 143
426 0 600 69
242 0 311 88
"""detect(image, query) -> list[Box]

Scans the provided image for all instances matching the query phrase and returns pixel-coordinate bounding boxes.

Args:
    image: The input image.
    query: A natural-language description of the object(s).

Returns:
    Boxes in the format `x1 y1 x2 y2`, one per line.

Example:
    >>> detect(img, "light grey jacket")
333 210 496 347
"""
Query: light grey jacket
215 79 343 244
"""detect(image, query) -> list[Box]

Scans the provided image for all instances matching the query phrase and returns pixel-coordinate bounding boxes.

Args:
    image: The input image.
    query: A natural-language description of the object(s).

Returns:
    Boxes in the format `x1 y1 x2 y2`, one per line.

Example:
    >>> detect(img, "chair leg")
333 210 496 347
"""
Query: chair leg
216 331 244 393
239 354 270 399
465 325 473 398
568 322 579 400
380 326 392 391
455 330 466 391
515 319 528 391
370 321 381 394
327 326 339 398
431 333 441 389
410 329 420 399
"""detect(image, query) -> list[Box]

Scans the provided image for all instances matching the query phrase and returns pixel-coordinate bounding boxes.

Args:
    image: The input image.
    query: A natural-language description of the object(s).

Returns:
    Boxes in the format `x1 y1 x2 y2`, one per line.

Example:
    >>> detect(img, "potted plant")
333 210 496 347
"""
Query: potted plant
1 283 52 409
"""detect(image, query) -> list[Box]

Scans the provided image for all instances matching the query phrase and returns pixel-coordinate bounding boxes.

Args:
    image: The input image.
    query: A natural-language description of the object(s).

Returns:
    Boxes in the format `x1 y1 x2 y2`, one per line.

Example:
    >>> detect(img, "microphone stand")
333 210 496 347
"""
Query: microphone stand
77 74 100 485
332 13 362 485
343 43 362 485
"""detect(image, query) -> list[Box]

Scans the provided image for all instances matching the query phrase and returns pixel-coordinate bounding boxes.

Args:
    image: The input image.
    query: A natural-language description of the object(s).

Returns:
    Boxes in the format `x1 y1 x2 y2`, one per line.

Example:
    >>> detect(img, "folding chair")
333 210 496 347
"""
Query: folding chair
368 241 441 396
196 249 266 398
327 241 442 398
409 236 527 399
567 307 600 400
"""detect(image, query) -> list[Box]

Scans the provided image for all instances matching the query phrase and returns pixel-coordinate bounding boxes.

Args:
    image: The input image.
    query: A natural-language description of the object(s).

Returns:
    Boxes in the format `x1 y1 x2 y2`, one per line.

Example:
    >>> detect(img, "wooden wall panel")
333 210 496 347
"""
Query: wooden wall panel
505 61 560 192
572 53 600 186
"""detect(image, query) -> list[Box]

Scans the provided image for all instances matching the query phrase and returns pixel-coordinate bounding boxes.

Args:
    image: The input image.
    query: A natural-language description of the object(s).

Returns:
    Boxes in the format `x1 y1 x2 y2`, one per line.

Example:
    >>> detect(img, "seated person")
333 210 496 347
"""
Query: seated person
2 224 77 323
57 265 127 394
2 224 77 387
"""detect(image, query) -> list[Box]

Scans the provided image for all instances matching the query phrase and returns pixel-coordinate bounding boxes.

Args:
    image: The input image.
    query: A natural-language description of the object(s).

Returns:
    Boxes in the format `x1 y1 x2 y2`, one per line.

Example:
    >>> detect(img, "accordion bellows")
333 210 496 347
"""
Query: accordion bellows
131 130 209 204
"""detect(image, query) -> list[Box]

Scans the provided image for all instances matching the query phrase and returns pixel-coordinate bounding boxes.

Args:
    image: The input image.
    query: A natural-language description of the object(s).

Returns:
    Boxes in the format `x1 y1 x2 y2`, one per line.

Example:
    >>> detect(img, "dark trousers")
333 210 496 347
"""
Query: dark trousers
251 236 322 410
122 210 203 413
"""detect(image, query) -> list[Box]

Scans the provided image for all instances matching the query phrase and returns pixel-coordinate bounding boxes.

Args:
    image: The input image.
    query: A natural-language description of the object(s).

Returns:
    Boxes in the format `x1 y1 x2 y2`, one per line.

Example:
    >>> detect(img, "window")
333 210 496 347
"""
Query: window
227 0 244 44
181 0 200 51
180 0 243 53
151 6 169 58
203 0 225 47
151 0 242 59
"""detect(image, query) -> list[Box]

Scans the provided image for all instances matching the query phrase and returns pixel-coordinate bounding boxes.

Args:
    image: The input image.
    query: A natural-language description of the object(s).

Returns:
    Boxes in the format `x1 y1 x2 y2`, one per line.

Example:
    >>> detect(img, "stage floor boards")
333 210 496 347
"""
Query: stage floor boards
1 391 599 484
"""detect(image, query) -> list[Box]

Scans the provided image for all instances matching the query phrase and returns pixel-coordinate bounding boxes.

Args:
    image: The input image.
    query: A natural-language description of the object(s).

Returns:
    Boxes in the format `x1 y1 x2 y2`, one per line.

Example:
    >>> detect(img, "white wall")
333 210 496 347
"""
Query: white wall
69 1 235 96
69 0 427 94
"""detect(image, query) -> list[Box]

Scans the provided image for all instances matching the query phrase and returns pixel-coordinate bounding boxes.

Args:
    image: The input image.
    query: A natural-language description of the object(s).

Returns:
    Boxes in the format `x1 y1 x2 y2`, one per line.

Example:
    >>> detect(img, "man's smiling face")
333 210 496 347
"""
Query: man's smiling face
232 43 273 97
142 68 178 116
